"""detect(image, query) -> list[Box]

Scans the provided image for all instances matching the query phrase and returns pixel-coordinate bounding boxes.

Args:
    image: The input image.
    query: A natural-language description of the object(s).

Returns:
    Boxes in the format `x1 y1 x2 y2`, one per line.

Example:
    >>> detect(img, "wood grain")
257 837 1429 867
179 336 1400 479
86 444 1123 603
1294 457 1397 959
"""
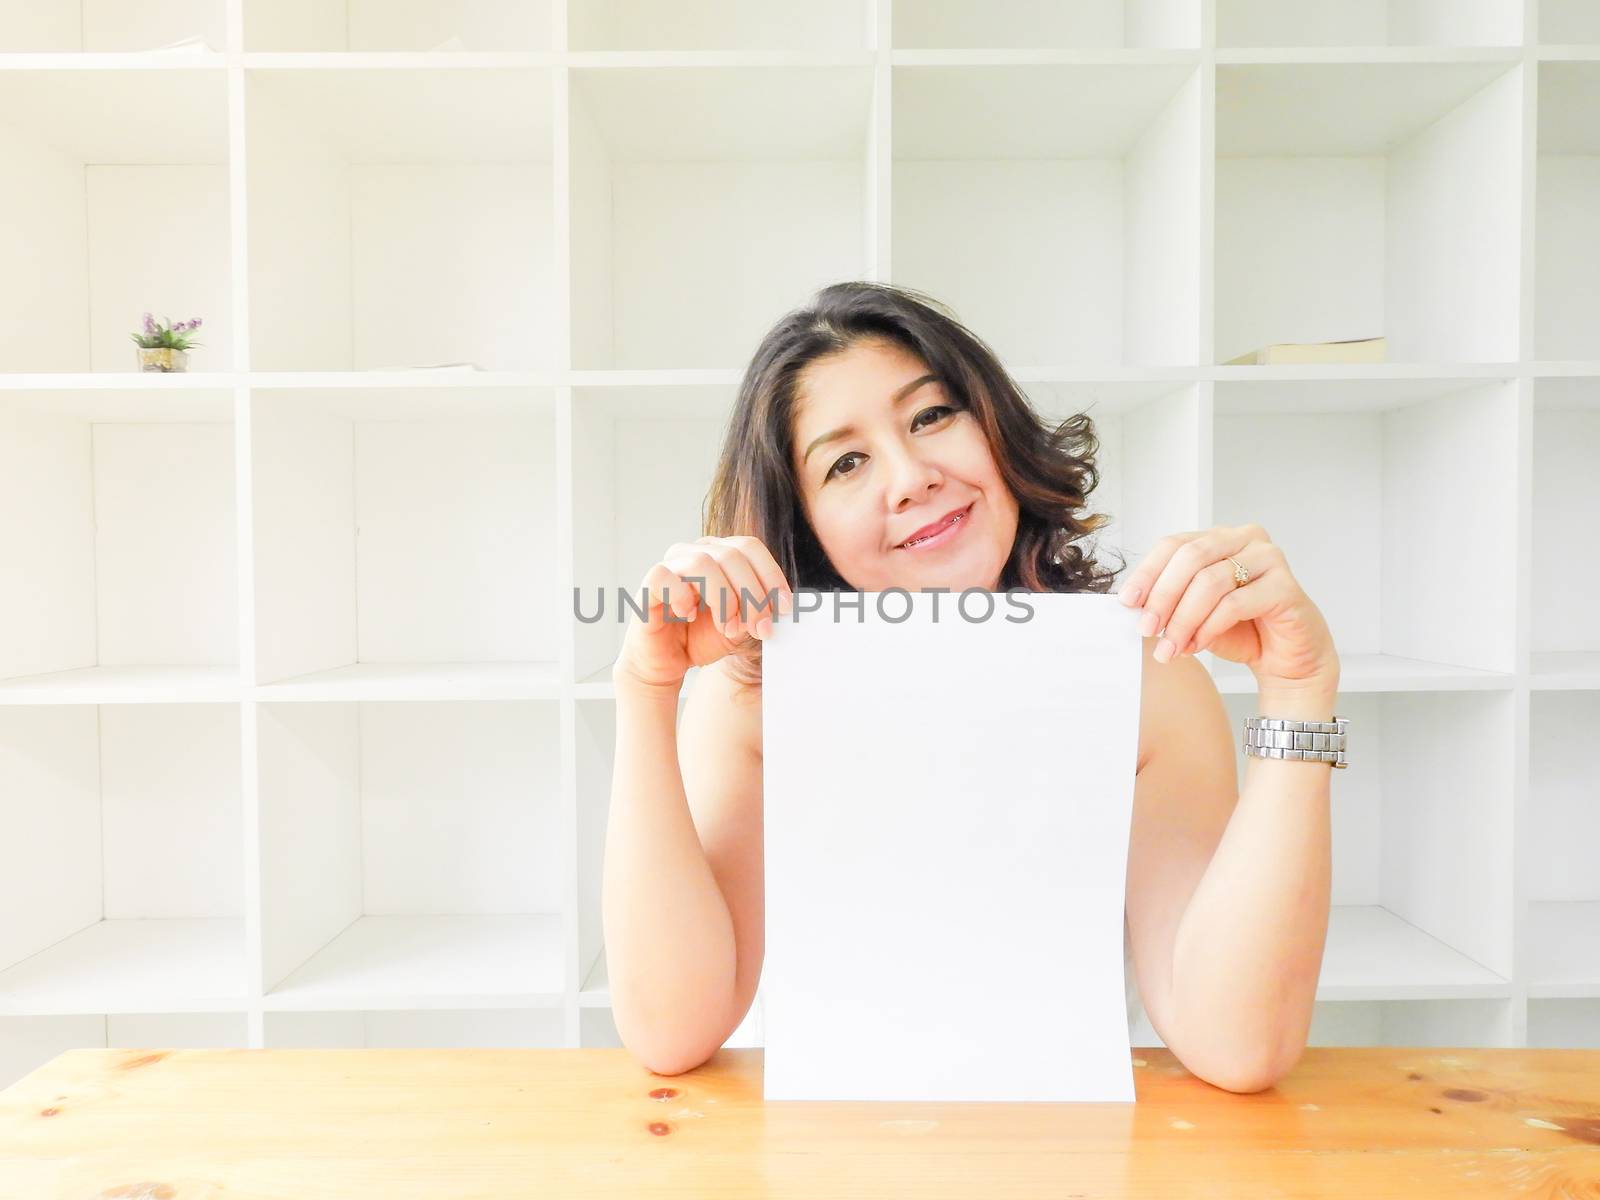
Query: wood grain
2 1046 1598 1198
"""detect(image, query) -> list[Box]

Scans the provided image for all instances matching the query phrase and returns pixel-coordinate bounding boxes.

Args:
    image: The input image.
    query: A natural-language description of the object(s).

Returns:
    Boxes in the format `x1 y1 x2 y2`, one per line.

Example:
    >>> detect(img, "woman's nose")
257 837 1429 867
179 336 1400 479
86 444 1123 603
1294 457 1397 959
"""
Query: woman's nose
886 445 942 507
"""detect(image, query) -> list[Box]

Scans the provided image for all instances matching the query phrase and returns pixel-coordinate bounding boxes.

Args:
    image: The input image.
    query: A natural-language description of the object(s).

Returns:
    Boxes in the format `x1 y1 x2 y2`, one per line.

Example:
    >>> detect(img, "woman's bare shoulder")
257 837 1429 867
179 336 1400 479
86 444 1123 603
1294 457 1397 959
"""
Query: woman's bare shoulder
691 656 763 763
1134 633 1229 776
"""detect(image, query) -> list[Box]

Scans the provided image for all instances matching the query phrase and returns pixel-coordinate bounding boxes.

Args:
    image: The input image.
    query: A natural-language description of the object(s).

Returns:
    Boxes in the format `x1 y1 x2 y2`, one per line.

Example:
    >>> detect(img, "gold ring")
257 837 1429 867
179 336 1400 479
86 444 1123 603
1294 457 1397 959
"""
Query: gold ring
1227 555 1249 588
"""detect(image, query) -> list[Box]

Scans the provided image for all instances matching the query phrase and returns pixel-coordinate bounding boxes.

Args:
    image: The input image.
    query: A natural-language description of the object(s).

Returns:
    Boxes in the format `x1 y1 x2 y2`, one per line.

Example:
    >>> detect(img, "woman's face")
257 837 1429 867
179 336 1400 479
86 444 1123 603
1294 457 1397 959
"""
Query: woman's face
790 338 1020 593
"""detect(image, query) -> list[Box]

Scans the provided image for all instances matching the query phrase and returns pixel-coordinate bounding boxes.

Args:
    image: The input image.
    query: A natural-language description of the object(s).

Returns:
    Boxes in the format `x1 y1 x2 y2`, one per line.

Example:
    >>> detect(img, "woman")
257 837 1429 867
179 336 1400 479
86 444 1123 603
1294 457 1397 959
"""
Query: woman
602 281 1342 1094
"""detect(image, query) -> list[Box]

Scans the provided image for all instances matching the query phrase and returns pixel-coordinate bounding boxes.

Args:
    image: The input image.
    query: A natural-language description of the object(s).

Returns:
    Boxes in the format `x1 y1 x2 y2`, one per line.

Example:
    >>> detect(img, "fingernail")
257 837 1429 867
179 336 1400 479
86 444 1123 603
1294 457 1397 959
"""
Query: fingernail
1139 609 1160 637
1154 638 1174 664
1119 583 1141 606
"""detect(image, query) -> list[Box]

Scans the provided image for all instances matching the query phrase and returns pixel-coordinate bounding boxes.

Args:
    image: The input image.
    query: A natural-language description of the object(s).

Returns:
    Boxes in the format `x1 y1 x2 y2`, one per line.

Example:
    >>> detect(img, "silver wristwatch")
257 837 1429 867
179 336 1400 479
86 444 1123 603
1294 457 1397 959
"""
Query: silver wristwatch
1243 714 1349 769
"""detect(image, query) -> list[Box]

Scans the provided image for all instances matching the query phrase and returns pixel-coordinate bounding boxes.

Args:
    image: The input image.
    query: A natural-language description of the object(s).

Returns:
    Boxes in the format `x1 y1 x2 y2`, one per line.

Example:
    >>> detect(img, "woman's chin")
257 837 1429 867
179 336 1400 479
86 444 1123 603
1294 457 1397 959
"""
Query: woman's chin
885 548 1005 593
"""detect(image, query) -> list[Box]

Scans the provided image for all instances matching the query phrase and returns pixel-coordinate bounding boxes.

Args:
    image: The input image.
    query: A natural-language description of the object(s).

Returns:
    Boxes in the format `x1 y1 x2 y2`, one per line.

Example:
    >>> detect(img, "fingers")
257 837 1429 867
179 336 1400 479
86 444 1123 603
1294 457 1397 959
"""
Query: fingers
636 536 795 642
1125 524 1268 658
1161 558 1253 657
677 541 777 640
1188 564 1287 654
1116 528 1206 613
701 535 795 637
638 560 710 625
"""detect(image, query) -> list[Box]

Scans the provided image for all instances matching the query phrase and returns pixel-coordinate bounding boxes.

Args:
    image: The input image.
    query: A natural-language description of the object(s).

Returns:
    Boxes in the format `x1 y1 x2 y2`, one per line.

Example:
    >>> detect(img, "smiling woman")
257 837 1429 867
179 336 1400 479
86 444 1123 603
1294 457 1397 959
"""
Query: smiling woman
602 280 1145 1074
702 280 1127 693
601 281 1329 1092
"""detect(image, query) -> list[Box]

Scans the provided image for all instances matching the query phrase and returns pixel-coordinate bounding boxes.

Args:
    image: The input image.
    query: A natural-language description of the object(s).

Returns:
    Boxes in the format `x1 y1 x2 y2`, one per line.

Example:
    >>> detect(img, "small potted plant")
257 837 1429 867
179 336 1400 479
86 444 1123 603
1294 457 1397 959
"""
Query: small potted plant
131 312 204 372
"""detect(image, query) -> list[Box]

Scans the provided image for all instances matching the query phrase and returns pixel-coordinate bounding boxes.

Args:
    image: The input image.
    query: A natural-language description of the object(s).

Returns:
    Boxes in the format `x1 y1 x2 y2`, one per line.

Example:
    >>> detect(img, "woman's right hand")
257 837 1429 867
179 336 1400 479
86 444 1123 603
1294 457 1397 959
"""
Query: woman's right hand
613 535 794 693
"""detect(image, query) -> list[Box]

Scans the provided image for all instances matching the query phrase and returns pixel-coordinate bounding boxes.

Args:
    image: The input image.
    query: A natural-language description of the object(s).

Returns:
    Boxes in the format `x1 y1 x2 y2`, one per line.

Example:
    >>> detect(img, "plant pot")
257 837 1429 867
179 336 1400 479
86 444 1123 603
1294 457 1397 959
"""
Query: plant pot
137 346 189 373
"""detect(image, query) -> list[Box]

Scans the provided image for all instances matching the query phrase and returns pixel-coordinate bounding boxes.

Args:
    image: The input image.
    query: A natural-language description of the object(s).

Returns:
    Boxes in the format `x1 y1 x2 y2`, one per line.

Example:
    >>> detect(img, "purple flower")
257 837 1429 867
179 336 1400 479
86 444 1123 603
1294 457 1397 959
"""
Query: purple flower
143 312 157 334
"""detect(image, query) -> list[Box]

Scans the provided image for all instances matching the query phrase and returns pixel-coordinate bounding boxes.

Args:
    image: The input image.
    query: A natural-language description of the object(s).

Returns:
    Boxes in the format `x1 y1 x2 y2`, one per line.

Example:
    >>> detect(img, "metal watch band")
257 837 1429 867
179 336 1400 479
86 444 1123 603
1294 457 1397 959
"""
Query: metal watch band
1243 714 1349 769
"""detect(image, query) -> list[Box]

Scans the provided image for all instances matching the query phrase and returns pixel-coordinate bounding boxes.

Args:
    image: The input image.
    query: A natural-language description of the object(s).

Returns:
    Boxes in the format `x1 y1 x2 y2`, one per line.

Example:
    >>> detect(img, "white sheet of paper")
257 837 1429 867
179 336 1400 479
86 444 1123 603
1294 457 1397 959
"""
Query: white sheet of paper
759 591 1144 1102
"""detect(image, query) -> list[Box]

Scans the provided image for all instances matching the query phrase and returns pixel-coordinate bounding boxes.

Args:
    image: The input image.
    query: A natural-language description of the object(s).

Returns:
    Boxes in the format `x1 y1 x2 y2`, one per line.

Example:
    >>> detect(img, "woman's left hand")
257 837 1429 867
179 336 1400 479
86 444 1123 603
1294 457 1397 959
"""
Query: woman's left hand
1116 523 1339 695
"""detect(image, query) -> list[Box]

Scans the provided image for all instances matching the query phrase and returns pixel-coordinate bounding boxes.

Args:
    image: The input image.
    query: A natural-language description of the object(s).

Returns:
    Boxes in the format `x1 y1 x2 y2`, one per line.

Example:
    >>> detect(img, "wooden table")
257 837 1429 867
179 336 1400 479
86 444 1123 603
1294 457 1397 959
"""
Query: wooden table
2 1045 1597 1198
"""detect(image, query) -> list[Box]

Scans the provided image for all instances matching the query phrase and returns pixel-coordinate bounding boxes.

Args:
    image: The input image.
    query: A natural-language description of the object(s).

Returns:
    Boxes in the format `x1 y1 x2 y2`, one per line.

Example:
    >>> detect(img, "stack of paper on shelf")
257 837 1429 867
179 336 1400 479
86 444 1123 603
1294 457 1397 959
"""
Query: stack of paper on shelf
1224 336 1386 365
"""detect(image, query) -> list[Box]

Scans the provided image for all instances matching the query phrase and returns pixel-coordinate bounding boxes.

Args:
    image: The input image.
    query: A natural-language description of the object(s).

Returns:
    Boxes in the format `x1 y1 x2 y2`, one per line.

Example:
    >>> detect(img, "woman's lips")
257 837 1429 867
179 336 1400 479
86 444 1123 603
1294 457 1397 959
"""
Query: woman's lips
897 502 974 552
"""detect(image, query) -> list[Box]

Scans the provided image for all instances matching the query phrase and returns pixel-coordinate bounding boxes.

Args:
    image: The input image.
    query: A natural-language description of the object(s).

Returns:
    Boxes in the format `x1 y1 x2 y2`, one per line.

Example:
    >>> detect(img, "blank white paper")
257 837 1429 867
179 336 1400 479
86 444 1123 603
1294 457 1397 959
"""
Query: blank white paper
759 591 1144 1102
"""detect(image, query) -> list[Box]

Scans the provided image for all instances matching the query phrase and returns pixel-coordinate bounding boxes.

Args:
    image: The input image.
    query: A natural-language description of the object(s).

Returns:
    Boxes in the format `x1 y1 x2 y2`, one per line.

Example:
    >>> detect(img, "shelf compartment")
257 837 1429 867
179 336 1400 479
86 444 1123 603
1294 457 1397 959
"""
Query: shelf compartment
1215 61 1523 364
1222 690 1516 987
1316 906 1510 999
1542 1 1600 47
1214 378 1520 676
0 393 239 690
1528 999 1600 1048
575 701 615 1011
0 69 231 373
0 0 224 53
569 0 868 51
0 919 245 1015
0 703 247 1014
1208 655 1513 694
892 0 1199 50
1305 999 1513 1046
1531 653 1600 690
1024 381 1208 568
262 914 565 1008
579 939 610 1007
579 1006 622 1047
572 384 736 681
0 1012 247 1093
264 1007 565 1046
245 0 553 52
1527 903 1600 999
245 68 557 372
250 388 558 689
1527 690 1600 997
257 700 565 1006
0 666 241 706
569 65 872 370
254 662 561 702
1217 0 1522 48
1536 63 1600 360
893 63 1203 368
1532 380 1600 668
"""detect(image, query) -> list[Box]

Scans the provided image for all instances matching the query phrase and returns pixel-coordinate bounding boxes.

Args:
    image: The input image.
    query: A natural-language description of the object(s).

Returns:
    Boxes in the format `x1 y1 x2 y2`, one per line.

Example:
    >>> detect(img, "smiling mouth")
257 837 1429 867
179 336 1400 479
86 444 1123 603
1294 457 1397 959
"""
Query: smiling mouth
897 502 973 549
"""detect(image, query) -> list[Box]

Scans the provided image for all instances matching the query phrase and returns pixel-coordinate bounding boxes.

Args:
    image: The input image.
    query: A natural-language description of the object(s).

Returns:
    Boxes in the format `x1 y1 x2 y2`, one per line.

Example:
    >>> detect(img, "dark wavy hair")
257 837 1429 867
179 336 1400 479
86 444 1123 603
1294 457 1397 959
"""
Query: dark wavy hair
704 280 1125 692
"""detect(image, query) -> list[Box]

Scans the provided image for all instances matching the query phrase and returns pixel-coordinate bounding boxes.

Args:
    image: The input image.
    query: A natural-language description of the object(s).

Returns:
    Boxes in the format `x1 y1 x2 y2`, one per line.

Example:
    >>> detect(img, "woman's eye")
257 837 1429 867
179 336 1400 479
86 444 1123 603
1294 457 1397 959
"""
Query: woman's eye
824 407 959 481
827 452 863 480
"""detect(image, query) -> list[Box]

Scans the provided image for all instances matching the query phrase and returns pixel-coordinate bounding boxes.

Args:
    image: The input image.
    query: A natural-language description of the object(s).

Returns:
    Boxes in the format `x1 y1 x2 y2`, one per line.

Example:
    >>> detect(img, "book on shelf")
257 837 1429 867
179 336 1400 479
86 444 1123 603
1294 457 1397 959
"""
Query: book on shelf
365 361 485 372
1223 336 1386 366
149 35 211 52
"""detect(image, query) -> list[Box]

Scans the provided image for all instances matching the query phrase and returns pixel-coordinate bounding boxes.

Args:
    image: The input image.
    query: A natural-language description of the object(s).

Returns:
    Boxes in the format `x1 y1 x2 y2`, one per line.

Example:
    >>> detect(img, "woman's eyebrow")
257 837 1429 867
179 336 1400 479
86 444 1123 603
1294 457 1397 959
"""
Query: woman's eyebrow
800 373 940 466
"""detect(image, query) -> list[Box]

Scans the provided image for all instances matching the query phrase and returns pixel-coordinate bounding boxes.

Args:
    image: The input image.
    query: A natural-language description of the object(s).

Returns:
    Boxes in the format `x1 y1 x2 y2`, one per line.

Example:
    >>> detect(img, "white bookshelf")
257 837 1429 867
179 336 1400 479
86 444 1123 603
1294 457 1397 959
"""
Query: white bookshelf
1 0 1598 1089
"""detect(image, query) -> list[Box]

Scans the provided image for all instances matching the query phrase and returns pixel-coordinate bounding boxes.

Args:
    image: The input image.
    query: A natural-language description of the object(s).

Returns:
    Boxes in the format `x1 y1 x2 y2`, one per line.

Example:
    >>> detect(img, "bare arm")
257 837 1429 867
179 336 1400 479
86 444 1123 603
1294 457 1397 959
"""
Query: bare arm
600 534 785 1074
602 658 766 1075
1126 635 1334 1093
